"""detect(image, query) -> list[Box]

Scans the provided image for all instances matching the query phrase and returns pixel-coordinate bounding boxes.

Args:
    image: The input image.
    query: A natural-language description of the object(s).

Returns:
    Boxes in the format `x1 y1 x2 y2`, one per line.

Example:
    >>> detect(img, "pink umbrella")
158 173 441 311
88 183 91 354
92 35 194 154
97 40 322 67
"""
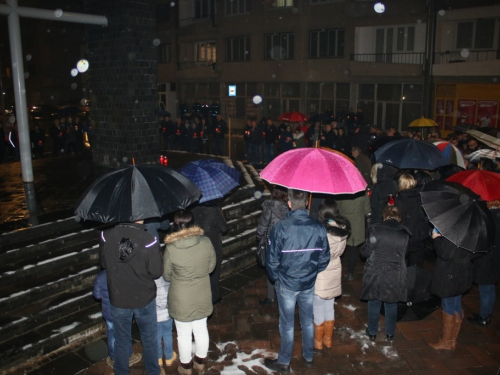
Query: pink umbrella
260 147 367 194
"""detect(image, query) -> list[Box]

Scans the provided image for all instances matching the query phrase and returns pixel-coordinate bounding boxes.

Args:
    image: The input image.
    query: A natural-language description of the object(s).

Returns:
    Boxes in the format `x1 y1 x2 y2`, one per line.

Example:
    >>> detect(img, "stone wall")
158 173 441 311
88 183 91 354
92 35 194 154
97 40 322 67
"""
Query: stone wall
84 0 158 167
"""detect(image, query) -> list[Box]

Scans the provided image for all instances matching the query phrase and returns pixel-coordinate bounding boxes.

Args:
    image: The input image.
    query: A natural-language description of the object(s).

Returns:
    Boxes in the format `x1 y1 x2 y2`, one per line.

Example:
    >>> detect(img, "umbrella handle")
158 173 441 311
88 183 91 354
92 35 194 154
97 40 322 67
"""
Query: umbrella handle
132 157 135 165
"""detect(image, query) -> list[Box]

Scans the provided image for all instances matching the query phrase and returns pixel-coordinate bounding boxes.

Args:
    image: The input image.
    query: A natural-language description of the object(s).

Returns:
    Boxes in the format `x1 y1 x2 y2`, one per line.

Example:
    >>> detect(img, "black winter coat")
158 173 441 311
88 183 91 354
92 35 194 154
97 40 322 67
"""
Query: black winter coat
395 187 430 249
191 204 228 257
370 164 398 225
472 208 500 285
431 237 472 298
256 199 290 243
360 219 410 303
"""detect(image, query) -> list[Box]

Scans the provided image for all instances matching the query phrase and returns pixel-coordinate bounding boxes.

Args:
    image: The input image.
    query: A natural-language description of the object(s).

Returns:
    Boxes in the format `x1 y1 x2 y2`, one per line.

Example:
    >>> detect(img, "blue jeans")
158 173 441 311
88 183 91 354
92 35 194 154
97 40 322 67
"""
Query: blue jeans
275 282 314 365
441 295 462 317
479 285 496 317
157 319 174 360
105 320 133 361
111 299 160 375
367 300 397 336
264 143 275 164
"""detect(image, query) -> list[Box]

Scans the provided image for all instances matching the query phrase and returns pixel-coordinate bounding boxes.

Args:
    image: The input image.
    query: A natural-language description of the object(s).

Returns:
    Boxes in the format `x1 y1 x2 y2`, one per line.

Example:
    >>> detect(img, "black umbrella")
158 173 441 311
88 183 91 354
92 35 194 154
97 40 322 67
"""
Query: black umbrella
420 180 495 253
375 138 449 170
75 164 201 223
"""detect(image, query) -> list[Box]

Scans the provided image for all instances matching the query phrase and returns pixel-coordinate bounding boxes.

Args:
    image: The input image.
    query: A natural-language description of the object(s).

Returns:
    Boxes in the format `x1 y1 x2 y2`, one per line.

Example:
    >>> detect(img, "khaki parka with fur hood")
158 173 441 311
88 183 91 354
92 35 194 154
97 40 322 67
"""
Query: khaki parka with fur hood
163 226 216 322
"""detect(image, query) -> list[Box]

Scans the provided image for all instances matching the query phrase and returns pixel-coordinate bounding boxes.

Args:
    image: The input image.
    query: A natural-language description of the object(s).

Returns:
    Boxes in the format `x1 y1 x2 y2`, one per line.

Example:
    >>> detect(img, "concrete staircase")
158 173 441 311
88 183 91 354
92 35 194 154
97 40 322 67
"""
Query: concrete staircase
0 159 268 374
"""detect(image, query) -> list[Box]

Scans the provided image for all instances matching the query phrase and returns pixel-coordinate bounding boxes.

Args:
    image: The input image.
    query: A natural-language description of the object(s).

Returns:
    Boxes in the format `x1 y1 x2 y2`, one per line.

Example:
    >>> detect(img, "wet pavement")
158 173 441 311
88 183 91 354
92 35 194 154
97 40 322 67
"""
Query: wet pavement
1 155 500 375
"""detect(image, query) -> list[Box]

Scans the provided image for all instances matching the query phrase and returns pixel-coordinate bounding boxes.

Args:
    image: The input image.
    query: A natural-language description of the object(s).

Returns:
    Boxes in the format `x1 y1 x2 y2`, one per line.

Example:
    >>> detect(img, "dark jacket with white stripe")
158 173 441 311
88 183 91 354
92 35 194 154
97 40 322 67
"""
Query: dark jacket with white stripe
267 209 330 291
100 223 162 309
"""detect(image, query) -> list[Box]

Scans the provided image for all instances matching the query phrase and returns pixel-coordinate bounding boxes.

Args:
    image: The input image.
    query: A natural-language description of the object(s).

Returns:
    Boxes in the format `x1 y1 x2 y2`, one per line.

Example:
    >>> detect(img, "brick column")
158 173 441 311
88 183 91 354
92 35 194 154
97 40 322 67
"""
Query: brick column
84 0 158 167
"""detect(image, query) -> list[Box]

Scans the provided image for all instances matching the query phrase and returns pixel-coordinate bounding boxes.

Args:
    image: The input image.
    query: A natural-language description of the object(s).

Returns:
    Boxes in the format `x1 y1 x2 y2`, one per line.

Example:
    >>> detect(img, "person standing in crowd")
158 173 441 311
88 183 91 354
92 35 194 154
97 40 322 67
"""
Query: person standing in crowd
429 228 472 351
155 275 175 374
333 127 351 157
50 118 63 156
279 124 294 153
186 121 200 153
319 123 336 149
64 117 77 155
0 122 5 162
173 116 186 151
305 121 322 147
93 269 142 370
256 186 290 306
468 199 500 326
30 123 45 159
163 210 216 375
395 174 430 267
74 117 84 154
100 220 162 375
351 146 372 188
200 117 211 154
264 118 278 164
361 206 410 342
293 124 306 148
314 199 350 351
248 119 263 166
211 114 227 156
191 201 228 304
264 189 330 373
337 191 371 281
369 163 398 224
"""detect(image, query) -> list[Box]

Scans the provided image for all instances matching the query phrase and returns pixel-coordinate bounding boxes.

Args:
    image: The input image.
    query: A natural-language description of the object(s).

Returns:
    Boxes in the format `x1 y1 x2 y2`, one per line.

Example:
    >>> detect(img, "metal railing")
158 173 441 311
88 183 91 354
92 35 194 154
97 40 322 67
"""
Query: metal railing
350 52 424 65
434 50 500 64
178 60 216 70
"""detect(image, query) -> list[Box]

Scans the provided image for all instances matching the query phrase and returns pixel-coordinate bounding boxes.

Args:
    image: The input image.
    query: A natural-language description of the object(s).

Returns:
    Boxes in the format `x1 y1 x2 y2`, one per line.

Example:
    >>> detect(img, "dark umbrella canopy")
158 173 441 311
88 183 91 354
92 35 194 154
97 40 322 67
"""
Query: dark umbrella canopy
75 164 201 223
420 180 495 252
374 138 449 170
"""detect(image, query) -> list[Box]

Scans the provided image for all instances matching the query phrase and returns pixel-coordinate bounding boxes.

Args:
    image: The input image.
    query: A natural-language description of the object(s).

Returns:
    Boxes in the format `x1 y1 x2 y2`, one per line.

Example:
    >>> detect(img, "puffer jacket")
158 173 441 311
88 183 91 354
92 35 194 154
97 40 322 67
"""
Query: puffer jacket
267 209 330 291
154 277 171 322
370 164 398 224
431 236 472 298
163 226 216 322
472 208 500 285
315 221 349 299
100 223 162 309
360 219 410 303
256 199 290 243
93 270 112 322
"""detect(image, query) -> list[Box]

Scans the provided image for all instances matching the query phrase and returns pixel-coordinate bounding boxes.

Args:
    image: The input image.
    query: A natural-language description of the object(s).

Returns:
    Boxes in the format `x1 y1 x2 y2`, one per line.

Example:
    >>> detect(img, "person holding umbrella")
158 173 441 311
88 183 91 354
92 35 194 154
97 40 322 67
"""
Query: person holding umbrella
361 206 410 342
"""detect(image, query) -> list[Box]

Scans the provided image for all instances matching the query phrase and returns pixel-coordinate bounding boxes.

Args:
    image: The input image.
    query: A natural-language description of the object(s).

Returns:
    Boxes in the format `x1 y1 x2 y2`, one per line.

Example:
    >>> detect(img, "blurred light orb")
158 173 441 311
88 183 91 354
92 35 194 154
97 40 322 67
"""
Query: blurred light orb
24 72 29 79
128 52 136 60
438 9 445 16
252 95 263 105
71 83 78 90
170 2 175 6
71 68 78 77
374 2 385 13
77 59 89 73
54 9 63 18
123 157 128 163
254 191 263 199
80 98 87 106
152 38 161 47
8 116 15 124
493 78 498 83
25 54 32 61
460 48 470 58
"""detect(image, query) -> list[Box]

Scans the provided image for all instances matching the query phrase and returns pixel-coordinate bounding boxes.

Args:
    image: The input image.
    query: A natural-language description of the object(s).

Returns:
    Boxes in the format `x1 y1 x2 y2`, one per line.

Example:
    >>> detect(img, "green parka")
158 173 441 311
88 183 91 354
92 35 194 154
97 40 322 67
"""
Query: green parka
163 226 216 322
337 192 371 246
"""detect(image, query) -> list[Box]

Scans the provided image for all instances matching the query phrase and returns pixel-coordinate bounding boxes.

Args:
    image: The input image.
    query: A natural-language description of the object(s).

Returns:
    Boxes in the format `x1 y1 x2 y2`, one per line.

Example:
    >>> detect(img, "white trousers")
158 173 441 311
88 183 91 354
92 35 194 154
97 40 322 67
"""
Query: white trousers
174 318 209 364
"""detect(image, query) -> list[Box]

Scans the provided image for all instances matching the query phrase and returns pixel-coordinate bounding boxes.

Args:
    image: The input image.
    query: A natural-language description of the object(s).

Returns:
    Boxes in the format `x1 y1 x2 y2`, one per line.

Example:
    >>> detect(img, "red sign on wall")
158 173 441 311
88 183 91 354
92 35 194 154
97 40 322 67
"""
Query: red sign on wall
457 100 477 125
477 101 498 128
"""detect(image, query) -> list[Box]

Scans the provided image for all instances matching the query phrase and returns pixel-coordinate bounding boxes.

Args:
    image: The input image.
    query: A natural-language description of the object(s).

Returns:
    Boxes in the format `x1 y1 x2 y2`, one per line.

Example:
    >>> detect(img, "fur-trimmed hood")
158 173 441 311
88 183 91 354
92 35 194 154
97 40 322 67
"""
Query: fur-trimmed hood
164 226 204 244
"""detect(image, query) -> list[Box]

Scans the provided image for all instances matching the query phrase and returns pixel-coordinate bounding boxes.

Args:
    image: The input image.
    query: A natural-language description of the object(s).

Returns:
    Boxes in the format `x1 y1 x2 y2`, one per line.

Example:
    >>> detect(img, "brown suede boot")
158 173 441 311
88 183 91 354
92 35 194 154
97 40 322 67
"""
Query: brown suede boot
323 320 335 348
429 311 456 351
451 310 464 348
193 355 208 373
178 360 193 375
314 323 325 351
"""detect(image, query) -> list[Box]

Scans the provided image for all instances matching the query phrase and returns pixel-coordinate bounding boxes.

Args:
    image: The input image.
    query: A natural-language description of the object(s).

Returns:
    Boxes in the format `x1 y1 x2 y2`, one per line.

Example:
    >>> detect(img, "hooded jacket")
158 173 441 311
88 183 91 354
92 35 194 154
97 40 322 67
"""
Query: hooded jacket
360 219 410 303
267 209 330 291
100 223 162 309
370 164 398 224
256 199 290 243
163 226 216 322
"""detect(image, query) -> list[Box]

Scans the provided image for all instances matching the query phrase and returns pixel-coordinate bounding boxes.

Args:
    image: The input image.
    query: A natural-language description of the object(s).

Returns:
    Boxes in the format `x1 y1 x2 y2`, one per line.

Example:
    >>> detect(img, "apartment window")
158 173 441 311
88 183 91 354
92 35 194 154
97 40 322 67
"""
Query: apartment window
226 36 251 61
310 28 345 58
195 0 212 19
196 41 216 63
158 44 171 63
265 0 293 10
377 26 415 53
264 33 294 60
226 0 251 15
456 19 495 49
311 0 344 3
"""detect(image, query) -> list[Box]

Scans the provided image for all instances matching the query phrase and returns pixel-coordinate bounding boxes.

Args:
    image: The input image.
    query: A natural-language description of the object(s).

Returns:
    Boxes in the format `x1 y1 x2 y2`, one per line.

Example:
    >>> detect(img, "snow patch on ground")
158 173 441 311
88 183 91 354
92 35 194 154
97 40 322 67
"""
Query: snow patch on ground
380 345 399 359
342 304 357 311
337 327 375 354
211 342 275 374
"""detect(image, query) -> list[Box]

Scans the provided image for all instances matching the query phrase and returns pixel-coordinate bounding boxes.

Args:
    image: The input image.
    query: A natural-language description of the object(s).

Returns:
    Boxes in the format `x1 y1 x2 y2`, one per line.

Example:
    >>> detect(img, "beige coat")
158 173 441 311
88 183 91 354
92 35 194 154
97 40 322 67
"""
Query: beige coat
314 222 348 299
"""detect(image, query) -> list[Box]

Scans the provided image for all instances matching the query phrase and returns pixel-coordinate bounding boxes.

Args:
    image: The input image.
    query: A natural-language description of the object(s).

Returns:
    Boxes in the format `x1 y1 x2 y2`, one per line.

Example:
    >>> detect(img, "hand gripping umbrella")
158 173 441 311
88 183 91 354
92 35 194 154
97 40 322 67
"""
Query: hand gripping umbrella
180 159 240 203
75 164 201 223
260 147 367 194
420 180 495 253
375 138 450 170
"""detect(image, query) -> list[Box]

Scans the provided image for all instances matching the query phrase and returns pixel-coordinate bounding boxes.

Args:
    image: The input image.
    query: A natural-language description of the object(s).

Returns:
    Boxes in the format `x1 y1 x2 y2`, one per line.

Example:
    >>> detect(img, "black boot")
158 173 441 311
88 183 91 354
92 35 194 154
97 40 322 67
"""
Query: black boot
467 313 491 326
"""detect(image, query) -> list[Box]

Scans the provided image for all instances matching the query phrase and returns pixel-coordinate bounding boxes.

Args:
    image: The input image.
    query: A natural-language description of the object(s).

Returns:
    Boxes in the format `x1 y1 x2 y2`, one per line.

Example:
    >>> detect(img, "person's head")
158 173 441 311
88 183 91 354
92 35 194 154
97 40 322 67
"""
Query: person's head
357 107 362 112
331 121 338 128
352 146 362 158
271 186 289 203
287 189 309 210
172 210 195 232
487 199 500 209
267 118 273 126
53 118 60 126
371 163 381 184
467 139 478 151
314 121 320 129
398 174 417 192
324 124 332 133
216 114 222 121
338 127 345 136
413 170 432 186
479 158 496 172
251 120 257 128
382 206 401 222
318 198 340 223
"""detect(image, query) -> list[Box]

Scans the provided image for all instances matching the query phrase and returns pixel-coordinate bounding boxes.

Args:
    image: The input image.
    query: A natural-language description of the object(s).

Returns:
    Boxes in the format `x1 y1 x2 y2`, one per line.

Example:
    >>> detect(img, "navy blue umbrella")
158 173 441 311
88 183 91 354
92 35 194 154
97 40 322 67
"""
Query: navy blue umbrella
180 159 240 203
374 138 449 170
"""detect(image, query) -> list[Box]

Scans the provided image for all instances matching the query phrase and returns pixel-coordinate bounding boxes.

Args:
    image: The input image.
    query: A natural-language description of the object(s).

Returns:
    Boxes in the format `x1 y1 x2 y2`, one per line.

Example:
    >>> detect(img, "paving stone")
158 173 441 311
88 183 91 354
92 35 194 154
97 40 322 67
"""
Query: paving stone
465 345 499 366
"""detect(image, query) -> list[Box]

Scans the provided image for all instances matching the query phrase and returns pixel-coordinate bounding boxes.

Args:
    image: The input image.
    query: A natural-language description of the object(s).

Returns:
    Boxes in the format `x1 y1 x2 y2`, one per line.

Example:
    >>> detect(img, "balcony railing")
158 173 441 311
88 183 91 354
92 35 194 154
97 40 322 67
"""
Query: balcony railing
434 50 500 64
350 53 424 65
178 60 216 70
